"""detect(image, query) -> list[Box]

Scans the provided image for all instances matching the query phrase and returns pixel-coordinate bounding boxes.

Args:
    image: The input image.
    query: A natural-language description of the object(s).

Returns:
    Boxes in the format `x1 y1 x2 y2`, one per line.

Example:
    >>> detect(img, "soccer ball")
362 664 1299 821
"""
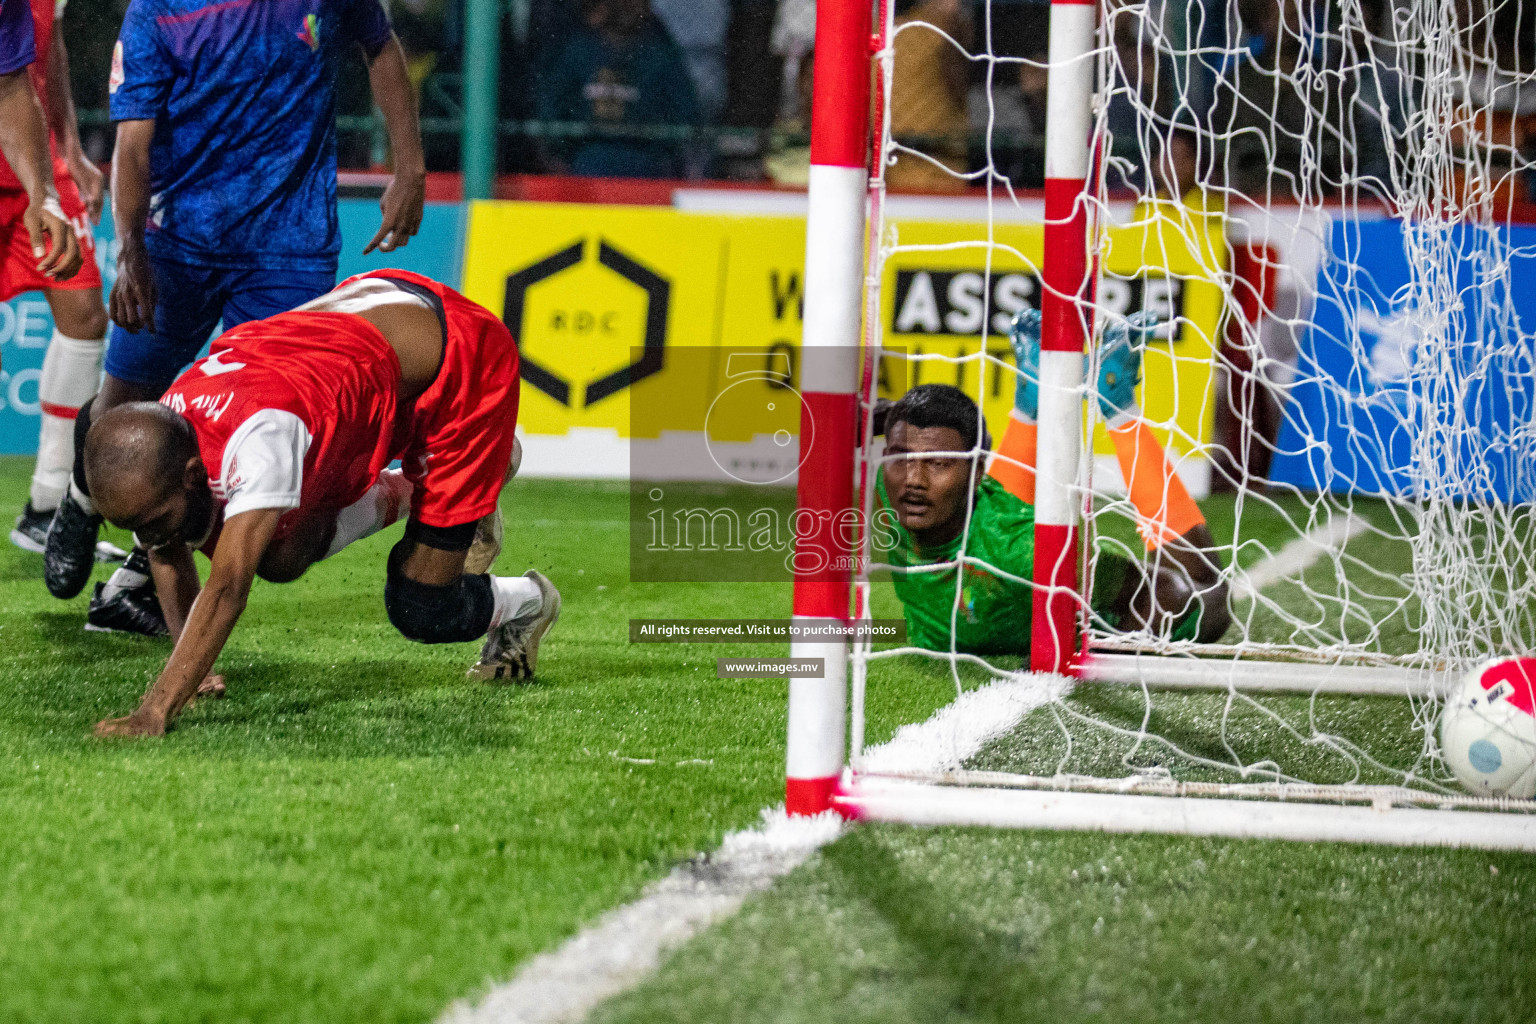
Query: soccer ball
1440 657 1536 799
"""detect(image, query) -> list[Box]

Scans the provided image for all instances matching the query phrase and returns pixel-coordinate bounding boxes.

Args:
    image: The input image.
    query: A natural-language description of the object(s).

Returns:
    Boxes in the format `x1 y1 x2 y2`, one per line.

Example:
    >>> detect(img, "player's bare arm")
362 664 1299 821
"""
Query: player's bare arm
95 508 278 737
145 541 227 700
363 34 425 255
147 540 201 640
108 118 156 333
44 20 102 223
0 67 80 281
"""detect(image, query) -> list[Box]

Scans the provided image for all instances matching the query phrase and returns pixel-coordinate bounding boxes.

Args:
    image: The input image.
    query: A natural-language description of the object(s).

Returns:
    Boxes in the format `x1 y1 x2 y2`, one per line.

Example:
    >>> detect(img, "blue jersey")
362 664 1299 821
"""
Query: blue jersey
109 0 391 271
0 0 36 75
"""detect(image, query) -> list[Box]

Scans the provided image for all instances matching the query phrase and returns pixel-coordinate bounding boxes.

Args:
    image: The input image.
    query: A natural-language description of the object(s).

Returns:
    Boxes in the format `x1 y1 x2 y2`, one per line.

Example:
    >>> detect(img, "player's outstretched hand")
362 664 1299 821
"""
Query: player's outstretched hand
68 152 105 224
365 170 426 254
24 194 82 282
194 674 226 701
94 710 166 738
110 241 158 333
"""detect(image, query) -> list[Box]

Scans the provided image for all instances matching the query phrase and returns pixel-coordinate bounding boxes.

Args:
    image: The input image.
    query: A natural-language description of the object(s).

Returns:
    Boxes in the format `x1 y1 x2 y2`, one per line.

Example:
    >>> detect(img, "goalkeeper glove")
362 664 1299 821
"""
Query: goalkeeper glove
1006 307 1043 421
1096 311 1158 426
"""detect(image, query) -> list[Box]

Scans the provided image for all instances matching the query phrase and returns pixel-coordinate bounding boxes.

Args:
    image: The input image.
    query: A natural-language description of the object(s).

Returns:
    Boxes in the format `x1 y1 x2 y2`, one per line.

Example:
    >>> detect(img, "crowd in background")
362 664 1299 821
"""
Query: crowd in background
52 0 1536 198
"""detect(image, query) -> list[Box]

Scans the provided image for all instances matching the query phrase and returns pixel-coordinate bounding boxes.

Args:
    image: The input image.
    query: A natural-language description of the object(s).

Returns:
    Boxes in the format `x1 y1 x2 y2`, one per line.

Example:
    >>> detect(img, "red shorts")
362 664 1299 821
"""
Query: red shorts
0 167 103 302
355 270 522 530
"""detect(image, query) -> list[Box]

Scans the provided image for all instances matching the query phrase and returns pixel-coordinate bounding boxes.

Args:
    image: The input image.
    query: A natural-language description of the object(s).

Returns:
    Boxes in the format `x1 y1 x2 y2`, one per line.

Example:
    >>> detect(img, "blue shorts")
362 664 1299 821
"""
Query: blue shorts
104 259 335 394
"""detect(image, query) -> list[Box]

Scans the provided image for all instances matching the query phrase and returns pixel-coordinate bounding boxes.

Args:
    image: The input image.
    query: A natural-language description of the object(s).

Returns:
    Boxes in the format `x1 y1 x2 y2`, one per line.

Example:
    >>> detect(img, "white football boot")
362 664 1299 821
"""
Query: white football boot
468 569 561 682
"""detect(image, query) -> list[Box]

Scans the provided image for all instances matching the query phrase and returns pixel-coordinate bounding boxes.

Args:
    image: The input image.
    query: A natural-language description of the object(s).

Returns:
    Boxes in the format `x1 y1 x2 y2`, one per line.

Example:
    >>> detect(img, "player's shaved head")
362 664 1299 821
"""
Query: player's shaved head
85 403 201 528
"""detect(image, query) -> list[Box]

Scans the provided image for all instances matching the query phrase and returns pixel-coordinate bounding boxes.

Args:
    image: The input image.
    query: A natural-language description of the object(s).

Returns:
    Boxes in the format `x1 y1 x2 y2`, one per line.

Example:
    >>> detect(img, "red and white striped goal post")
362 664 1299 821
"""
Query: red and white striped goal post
785 0 873 816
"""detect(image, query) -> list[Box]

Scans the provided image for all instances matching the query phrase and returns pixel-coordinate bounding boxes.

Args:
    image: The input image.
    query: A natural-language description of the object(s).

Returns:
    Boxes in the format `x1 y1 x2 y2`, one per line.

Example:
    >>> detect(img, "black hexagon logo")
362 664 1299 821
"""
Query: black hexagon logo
502 238 669 407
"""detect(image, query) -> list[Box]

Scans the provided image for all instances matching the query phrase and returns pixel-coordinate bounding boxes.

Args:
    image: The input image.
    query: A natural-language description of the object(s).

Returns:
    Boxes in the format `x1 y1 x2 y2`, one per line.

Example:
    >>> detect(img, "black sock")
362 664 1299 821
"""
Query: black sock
70 395 95 498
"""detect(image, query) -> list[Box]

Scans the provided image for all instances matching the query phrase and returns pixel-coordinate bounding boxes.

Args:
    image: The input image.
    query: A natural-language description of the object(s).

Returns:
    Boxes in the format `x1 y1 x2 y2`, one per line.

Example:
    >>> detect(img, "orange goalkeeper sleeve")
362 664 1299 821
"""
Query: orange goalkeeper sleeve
1108 419 1205 548
988 411 1037 504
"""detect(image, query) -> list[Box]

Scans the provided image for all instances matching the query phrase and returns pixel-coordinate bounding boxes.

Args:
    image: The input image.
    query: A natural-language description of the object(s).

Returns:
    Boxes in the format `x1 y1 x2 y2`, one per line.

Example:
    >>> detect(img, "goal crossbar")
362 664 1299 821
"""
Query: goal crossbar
1080 653 1446 699
835 777 1536 852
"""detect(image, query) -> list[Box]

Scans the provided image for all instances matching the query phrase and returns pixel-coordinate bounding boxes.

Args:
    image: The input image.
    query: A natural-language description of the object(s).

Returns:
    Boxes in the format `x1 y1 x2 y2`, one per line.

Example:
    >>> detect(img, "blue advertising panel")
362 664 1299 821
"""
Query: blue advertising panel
1269 217 1536 505
0 199 464 455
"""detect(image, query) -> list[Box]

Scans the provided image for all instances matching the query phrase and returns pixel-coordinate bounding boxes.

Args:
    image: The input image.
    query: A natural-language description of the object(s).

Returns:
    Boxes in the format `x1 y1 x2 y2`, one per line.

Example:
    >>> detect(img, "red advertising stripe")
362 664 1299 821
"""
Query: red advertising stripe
39 402 80 419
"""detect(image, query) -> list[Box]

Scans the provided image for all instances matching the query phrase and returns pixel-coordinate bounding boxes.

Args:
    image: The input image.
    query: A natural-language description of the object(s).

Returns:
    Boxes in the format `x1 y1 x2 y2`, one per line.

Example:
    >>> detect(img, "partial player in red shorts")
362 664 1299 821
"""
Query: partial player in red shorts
73 271 559 738
0 0 118 570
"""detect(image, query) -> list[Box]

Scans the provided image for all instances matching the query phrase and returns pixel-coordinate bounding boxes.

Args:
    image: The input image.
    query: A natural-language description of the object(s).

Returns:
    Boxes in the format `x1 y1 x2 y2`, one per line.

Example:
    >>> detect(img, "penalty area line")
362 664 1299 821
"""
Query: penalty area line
1229 513 1370 602
436 672 1066 1024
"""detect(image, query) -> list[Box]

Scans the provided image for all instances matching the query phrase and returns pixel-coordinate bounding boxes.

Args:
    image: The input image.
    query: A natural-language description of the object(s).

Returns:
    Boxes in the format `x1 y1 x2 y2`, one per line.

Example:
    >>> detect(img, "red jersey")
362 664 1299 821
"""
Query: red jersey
161 308 404 551
0 0 65 192
161 269 522 556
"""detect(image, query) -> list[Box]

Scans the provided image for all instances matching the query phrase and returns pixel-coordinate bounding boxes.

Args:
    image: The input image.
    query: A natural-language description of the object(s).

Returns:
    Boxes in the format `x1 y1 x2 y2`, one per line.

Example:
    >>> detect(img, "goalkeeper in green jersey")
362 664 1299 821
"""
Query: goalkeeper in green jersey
875 311 1231 656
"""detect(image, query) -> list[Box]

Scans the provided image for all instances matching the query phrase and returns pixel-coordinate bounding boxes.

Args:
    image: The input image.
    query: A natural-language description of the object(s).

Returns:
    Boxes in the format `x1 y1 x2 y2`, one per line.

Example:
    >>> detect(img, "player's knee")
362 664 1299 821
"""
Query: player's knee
69 304 110 341
49 290 109 339
383 540 494 644
1144 564 1197 638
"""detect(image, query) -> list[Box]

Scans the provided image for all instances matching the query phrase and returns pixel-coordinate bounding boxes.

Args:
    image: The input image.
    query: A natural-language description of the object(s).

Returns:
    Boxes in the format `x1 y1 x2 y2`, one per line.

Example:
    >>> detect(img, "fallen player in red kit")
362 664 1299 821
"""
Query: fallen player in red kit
83 270 560 737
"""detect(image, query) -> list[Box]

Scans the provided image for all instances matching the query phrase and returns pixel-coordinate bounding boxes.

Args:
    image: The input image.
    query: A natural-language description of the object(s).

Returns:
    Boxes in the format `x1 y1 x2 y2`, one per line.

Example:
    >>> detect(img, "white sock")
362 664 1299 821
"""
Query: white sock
31 328 104 511
489 574 543 628
69 478 94 516
324 469 413 559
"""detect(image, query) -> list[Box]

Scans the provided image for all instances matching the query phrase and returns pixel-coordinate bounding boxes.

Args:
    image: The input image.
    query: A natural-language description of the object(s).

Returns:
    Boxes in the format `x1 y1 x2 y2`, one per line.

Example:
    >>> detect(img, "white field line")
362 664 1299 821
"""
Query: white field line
858 672 1071 774
1229 514 1369 602
438 517 1368 1022
437 672 1067 1024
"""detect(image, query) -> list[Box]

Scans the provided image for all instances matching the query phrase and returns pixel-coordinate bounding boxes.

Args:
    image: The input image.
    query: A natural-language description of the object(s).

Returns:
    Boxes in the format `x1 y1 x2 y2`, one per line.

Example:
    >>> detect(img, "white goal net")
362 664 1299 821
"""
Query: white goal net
840 0 1536 841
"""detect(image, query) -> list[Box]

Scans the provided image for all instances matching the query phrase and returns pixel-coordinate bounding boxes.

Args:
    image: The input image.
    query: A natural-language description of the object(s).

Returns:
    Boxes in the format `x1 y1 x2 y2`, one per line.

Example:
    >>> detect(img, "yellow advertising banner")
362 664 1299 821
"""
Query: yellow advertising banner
460 200 1225 463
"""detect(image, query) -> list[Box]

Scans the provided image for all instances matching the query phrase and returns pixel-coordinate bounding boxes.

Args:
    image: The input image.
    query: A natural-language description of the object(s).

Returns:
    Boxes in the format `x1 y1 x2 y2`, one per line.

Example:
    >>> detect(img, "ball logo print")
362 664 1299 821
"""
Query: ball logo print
703 351 810 486
502 238 668 409
1440 657 1536 799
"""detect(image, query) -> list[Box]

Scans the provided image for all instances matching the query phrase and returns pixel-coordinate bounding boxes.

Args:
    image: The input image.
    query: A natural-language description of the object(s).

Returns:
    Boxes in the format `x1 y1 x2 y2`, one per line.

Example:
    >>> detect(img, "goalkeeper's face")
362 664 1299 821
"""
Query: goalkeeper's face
882 420 978 542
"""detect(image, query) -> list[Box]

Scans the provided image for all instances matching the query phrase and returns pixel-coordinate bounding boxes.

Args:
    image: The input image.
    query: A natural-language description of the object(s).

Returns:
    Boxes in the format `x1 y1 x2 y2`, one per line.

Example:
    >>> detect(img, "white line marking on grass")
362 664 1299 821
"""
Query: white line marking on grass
1230 514 1369 602
441 515 1370 1023
859 673 1070 775
437 673 1065 1024
437 809 842 1024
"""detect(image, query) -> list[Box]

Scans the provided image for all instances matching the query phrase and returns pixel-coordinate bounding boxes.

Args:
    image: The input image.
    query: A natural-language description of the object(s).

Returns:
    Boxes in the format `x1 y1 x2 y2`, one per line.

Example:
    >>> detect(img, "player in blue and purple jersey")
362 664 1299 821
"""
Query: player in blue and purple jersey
42 0 425 635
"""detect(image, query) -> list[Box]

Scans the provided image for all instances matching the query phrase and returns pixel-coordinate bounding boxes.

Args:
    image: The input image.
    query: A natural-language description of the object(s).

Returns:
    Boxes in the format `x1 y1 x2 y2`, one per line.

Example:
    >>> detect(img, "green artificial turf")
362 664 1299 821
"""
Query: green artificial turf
591 826 1535 1024
5 453 1533 1023
0 458 960 1023
588 494 1536 1024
